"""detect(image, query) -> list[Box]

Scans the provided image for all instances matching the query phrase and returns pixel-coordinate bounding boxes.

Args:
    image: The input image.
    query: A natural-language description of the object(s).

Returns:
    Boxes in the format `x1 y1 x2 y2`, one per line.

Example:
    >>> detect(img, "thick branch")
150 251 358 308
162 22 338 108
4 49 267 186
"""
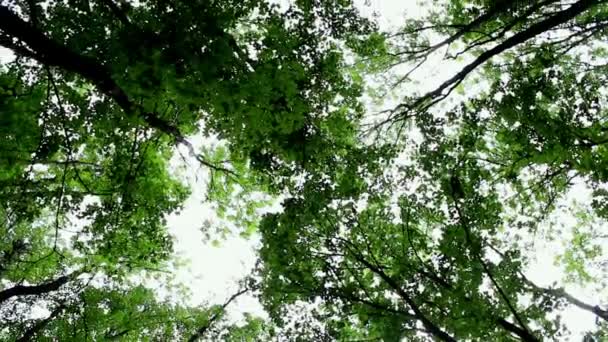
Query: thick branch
396 0 604 119
0 5 182 139
0 272 78 304
522 277 608 322
0 5 235 174
496 318 541 342
489 242 608 325
331 290 417 319
547 288 608 321
415 0 528 58
447 0 558 60
450 193 538 342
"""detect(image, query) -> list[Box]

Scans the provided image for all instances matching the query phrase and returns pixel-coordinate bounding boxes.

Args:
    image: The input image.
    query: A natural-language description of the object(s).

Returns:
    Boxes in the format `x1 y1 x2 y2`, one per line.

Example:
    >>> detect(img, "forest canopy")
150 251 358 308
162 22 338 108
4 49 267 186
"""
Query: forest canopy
1 0 608 340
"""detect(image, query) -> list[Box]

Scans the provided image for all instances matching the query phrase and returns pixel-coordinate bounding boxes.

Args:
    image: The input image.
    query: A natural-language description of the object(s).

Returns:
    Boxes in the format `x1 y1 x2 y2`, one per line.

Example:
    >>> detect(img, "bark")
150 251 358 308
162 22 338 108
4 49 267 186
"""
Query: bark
497 318 541 342
347 247 457 342
0 272 77 304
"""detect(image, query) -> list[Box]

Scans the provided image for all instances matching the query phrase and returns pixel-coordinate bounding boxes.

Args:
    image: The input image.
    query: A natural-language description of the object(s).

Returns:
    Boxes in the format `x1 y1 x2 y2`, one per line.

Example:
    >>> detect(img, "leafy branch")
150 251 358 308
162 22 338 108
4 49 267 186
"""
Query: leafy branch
0 5 232 175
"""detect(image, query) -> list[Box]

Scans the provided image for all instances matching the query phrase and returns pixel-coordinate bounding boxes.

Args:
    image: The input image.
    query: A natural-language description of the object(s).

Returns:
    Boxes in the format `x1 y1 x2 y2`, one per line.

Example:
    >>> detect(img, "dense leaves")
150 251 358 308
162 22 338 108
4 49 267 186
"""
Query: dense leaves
0 0 373 339
2 0 608 341
256 0 608 341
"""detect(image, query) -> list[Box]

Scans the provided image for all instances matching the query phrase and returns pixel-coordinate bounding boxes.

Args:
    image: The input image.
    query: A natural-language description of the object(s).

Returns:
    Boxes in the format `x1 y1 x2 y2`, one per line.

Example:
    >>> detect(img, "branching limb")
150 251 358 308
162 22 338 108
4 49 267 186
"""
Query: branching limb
187 285 252 342
449 188 539 342
16 302 67 342
0 270 81 304
390 0 604 125
0 5 230 176
335 237 457 342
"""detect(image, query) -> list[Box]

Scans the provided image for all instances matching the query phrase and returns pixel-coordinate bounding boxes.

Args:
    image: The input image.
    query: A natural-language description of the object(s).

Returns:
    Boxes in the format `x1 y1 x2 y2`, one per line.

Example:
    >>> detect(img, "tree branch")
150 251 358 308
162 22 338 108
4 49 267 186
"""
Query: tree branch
496 318 540 342
394 0 604 121
545 288 608 322
519 273 608 322
187 286 251 342
0 5 233 174
338 239 456 342
0 5 182 138
447 0 558 60
409 0 532 59
449 187 539 342
16 303 67 342
0 271 79 304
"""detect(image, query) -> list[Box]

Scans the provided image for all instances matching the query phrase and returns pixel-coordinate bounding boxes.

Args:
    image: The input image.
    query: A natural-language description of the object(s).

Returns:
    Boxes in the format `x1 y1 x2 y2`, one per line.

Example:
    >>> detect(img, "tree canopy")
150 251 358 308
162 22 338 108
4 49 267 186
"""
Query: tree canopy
1 0 608 341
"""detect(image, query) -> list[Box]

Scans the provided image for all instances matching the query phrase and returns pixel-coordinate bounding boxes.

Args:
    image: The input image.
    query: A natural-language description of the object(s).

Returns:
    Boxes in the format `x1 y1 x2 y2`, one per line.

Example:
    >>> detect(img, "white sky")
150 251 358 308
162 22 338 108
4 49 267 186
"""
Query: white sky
0 0 604 339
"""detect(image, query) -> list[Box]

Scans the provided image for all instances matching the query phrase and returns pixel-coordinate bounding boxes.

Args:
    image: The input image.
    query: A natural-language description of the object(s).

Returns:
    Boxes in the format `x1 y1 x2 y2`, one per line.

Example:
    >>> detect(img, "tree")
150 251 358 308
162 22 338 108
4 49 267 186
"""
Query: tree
4 0 608 341
0 0 373 339
255 0 608 341
1 284 249 341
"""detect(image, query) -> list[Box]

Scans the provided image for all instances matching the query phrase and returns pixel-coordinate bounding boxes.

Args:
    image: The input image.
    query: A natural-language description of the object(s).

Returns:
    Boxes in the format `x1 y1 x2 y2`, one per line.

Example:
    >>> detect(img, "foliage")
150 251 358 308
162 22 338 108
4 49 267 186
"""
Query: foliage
0 0 372 340
255 0 608 341
2 0 608 341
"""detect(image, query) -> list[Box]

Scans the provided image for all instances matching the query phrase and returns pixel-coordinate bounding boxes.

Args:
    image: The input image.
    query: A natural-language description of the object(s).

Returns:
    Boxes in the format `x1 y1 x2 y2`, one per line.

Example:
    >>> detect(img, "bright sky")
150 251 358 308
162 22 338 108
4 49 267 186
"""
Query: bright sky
0 0 604 339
